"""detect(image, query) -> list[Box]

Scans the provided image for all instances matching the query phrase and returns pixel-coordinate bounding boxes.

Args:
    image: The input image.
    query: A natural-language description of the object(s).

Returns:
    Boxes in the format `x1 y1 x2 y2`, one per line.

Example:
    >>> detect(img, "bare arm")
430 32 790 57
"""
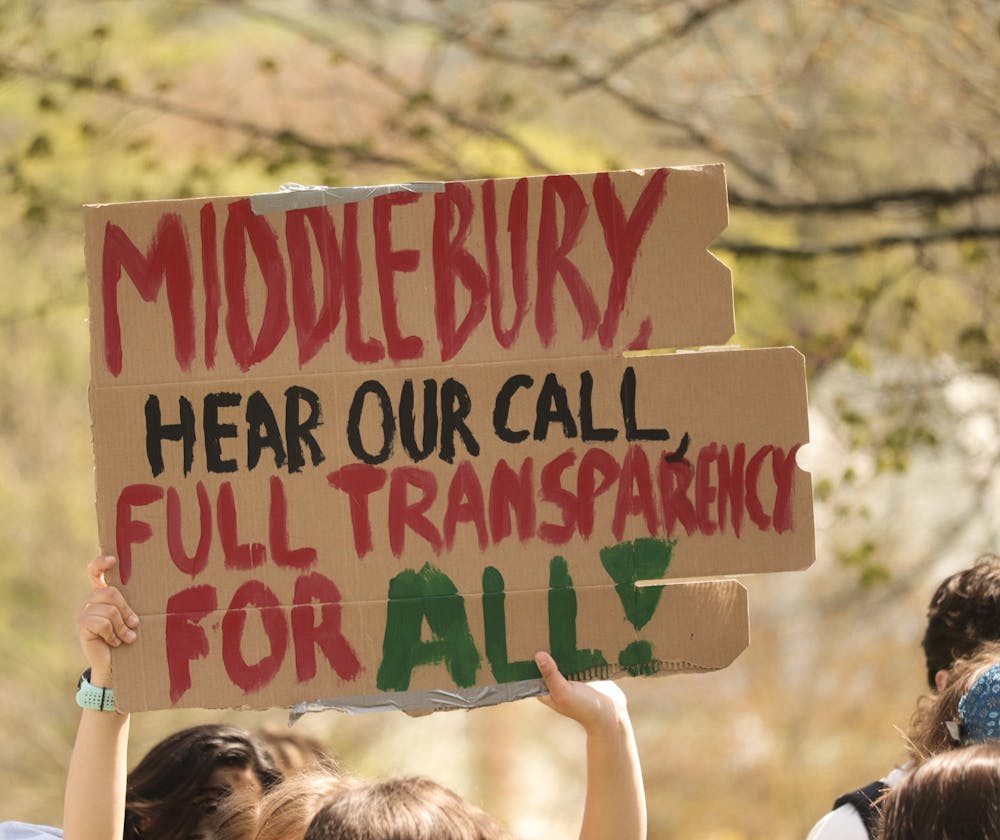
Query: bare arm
63 556 139 840
534 652 647 840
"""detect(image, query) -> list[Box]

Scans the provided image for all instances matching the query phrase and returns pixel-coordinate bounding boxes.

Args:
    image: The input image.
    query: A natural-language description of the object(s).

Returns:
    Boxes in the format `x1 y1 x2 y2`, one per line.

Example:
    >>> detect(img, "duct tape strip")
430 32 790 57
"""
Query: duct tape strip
288 678 547 722
250 181 445 215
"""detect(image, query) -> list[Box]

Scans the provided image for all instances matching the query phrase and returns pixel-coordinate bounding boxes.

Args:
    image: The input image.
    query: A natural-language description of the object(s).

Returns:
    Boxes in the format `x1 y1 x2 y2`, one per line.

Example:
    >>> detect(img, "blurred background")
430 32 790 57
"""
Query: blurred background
0 1 997 837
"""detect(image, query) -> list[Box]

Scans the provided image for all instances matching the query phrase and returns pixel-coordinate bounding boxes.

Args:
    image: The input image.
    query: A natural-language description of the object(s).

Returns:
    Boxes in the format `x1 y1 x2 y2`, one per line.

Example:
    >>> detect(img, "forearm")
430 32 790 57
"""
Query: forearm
578 711 646 840
63 673 130 840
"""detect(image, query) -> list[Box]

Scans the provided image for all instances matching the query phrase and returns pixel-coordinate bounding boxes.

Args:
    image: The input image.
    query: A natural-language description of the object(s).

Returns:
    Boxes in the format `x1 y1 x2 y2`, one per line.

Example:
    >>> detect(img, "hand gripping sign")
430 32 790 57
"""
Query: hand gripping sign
85 165 814 713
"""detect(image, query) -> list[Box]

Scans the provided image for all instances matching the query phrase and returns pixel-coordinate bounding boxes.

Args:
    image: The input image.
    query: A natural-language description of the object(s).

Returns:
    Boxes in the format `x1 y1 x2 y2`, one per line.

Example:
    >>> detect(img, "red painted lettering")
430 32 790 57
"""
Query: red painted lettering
166 584 217 704
201 203 221 368
166 481 211 577
771 445 801 533
102 214 196 376
338 203 383 362
488 457 536 544
326 463 387 557
536 175 599 346
576 448 620 539
694 443 719 536
291 573 362 682
434 183 488 361
222 580 288 693
269 475 317 569
286 207 343 365
223 198 290 371
484 178 529 348
116 483 165 584
717 443 746 536
612 446 658 540
538 449 579 544
373 191 422 361
745 445 774 531
217 480 266 569
388 467 441 556
658 458 698 537
593 168 668 348
443 460 488 551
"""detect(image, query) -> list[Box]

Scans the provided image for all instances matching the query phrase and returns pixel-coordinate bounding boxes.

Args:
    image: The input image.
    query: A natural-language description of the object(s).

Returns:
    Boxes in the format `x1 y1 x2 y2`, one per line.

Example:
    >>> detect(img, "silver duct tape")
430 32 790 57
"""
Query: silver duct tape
250 181 445 214
288 678 547 723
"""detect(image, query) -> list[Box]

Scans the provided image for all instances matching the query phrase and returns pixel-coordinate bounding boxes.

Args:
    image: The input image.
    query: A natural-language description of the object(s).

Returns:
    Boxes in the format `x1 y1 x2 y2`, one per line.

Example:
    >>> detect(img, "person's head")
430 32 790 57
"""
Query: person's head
303 775 512 840
907 640 1000 761
124 723 282 840
254 726 340 776
877 742 1000 840
211 767 352 840
255 769 354 840
922 553 1000 690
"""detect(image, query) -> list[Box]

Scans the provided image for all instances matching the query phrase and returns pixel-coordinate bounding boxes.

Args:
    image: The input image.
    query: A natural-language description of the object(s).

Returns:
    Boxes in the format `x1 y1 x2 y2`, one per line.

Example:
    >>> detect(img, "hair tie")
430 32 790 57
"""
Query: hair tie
958 662 1000 744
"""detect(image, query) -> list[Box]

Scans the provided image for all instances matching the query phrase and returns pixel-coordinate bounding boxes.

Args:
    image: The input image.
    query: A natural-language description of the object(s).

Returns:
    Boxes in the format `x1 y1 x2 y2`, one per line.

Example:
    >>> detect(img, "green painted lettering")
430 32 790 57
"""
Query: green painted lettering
482 566 540 682
600 537 673 630
548 556 607 676
619 639 657 676
376 562 481 691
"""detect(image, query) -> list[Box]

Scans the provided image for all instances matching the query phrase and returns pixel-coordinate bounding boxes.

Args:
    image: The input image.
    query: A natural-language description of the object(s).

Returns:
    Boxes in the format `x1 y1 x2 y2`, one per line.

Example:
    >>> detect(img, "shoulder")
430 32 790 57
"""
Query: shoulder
807 767 906 840
0 823 63 840
805 803 869 840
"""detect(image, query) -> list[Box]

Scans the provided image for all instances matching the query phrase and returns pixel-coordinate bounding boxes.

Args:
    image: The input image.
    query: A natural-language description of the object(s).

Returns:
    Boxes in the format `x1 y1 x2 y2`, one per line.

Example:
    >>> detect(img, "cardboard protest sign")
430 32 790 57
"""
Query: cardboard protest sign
85 165 814 712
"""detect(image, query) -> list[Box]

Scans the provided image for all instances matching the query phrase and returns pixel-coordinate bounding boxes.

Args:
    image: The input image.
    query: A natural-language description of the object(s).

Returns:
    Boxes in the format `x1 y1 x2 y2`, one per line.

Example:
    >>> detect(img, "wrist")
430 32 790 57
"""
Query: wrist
77 668 116 711
87 666 113 688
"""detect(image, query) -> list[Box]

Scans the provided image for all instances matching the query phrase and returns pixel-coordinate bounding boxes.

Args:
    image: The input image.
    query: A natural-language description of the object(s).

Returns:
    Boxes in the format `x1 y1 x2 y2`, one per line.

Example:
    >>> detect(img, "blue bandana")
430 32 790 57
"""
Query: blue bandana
958 663 1000 743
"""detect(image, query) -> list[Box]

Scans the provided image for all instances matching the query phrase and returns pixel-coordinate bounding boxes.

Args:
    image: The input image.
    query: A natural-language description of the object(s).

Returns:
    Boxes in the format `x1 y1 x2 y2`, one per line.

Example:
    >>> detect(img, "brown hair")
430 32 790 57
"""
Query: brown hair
922 553 1000 689
254 727 340 777
124 724 281 840
303 775 512 840
878 742 1000 840
906 641 1000 762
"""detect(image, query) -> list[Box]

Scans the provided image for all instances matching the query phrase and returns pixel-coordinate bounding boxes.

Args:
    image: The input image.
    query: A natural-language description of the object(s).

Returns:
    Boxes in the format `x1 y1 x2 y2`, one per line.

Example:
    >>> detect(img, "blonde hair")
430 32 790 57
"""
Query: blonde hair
256 769 354 840
213 785 262 840
906 640 1000 762
212 768 352 840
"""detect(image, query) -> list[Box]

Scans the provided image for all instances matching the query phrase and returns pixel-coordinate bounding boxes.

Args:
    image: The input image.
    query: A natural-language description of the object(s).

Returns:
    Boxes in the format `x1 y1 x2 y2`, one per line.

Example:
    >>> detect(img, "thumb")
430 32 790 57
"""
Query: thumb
88 555 116 590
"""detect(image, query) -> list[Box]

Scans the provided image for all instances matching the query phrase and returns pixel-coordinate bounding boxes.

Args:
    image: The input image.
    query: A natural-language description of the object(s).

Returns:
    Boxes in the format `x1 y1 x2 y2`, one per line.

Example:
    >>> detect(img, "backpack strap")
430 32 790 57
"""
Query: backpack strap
833 780 889 839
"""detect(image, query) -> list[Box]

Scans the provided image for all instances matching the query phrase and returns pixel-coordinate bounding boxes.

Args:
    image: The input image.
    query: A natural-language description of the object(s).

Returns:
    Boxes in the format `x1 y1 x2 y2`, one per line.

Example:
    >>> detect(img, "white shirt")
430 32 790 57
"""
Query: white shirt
805 767 908 840
0 823 63 840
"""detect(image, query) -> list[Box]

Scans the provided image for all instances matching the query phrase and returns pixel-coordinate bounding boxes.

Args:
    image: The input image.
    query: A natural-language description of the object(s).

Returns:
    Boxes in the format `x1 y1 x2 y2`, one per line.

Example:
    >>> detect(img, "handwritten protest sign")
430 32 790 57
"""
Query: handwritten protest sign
85 165 814 711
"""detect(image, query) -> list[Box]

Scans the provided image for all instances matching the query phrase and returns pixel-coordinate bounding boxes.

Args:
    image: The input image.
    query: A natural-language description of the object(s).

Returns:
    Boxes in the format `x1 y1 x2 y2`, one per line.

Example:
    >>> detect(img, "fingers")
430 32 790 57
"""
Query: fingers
535 651 574 705
80 559 139 652
80 603 137 648
534 651 562 690
534 652 627 732
80 586 139 644
87 554 116 590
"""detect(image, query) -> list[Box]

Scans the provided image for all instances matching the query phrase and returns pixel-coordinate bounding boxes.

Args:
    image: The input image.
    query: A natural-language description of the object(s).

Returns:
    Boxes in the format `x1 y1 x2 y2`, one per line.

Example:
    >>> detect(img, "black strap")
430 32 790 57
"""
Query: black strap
833 780 889 839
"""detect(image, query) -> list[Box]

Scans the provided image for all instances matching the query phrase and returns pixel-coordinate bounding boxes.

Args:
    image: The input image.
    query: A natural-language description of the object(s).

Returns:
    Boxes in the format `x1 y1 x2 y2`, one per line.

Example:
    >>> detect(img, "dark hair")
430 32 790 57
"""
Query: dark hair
124 723 282 840
922 553 1000 689
304 775 511 840
877 742 1000 840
